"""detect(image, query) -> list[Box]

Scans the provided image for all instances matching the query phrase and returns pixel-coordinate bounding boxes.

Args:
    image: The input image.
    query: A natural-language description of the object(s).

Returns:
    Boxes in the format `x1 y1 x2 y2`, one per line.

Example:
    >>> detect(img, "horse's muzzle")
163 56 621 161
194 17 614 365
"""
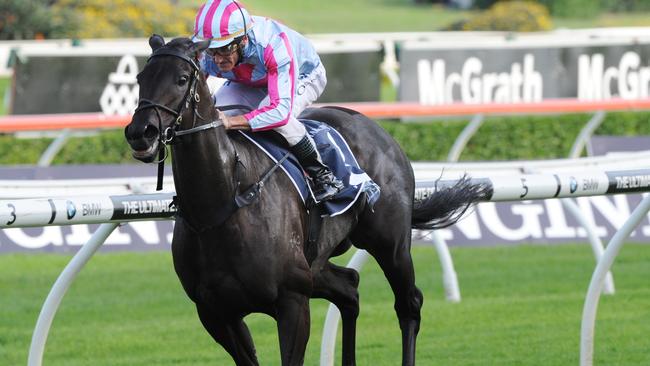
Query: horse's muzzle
124 121 160 163
130 138 159 163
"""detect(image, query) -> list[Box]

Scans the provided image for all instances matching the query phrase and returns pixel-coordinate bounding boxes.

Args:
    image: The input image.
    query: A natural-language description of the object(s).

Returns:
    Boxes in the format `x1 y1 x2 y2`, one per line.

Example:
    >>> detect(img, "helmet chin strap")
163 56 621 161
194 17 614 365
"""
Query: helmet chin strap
233 1 248 66
235 36 247 66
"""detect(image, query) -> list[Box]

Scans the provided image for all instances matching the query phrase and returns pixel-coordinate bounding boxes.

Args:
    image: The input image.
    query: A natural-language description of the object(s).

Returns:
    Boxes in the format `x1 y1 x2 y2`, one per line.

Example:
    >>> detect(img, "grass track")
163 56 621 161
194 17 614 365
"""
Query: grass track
1 244 649 365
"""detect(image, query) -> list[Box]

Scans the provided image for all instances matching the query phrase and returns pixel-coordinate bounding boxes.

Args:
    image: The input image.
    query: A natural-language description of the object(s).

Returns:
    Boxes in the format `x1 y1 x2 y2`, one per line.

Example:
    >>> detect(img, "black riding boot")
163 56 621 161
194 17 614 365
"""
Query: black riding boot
290 135 344 202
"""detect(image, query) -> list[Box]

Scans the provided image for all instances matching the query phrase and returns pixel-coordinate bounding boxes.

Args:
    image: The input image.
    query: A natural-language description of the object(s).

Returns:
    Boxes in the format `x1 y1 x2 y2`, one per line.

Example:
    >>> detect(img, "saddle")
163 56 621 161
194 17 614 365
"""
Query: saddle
239 119 380 217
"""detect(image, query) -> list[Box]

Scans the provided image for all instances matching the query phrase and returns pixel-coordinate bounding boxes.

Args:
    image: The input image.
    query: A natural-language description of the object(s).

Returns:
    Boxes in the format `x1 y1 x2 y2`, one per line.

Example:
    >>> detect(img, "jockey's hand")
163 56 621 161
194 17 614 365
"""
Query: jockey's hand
217 110 251 130
217 109 232 128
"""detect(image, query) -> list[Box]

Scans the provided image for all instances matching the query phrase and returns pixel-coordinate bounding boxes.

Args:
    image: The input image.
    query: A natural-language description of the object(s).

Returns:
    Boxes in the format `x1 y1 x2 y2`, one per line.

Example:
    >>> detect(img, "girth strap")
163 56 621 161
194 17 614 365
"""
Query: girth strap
234 152 290 207
304 201 323 263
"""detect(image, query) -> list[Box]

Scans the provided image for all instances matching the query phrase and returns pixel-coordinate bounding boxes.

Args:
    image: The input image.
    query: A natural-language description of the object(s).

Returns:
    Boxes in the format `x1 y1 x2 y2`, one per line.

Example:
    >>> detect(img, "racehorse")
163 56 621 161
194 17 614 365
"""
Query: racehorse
124 35 487 366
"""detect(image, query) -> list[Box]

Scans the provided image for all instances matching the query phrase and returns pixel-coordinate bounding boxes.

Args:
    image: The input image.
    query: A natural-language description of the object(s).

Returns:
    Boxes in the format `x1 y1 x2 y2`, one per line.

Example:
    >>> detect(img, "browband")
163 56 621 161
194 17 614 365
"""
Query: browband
148 48 200 72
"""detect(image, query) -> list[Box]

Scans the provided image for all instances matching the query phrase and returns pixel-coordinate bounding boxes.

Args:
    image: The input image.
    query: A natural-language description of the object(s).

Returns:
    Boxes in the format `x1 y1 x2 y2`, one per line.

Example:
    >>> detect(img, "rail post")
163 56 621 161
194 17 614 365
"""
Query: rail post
28 222 120 366
579 194 650 366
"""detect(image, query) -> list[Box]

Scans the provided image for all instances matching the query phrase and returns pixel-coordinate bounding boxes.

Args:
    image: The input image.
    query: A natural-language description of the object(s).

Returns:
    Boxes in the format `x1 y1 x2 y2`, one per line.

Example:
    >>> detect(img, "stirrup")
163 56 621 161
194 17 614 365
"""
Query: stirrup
313 184 341 202
313 176 344 202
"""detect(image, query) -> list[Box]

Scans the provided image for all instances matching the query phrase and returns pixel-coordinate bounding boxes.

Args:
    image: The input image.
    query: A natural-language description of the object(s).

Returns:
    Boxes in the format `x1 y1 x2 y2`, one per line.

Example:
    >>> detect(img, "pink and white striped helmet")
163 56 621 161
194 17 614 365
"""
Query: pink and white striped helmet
192 0 253 48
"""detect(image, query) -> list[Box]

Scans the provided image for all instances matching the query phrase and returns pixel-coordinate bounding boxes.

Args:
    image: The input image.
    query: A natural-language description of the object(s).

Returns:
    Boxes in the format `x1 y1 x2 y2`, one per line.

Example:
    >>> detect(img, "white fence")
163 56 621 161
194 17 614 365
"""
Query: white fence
3 150 650 199
2 165 650 366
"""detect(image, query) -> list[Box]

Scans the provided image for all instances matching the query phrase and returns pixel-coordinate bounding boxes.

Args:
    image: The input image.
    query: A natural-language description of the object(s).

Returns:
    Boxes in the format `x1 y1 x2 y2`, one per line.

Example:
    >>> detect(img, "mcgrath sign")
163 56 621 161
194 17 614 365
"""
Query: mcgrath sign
400 40 650 104
10 45 381 115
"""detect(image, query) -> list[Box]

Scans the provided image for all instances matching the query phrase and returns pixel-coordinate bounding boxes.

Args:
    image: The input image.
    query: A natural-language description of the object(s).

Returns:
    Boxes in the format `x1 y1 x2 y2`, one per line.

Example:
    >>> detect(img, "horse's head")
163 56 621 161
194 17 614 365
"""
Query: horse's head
124 35 210 163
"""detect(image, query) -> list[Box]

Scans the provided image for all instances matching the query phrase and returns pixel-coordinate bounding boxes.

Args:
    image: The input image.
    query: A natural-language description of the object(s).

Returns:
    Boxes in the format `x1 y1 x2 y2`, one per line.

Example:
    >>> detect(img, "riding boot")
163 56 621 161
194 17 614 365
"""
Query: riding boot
290 135 344 202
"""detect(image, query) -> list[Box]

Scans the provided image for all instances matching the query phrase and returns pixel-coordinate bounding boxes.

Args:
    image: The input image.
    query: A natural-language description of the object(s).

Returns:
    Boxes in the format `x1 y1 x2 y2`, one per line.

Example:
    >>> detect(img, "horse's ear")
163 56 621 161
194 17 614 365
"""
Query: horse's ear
190 39 211 56
149 34 165 51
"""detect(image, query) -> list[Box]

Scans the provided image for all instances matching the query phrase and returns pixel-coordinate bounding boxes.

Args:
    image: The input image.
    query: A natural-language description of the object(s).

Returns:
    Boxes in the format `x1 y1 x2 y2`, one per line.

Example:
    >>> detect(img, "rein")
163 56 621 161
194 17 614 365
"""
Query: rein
134 44 290 231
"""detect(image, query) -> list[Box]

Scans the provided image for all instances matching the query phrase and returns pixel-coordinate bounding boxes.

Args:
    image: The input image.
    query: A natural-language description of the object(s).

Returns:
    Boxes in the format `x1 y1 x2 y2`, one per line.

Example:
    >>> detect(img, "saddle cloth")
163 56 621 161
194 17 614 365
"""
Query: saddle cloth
239 119 380 217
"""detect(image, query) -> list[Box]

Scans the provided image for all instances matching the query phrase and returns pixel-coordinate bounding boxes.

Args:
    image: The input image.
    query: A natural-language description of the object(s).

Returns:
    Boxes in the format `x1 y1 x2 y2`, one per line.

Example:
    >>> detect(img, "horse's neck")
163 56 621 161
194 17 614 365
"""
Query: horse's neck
171 87 239 222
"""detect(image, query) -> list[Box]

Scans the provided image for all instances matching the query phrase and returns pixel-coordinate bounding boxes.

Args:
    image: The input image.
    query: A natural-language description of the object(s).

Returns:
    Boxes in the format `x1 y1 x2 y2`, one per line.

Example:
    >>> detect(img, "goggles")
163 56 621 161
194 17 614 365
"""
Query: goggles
206 41 240 57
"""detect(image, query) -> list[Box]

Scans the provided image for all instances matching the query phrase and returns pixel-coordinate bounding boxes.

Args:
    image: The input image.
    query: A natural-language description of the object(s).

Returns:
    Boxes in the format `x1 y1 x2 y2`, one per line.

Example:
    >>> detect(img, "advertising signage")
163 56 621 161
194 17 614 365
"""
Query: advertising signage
399 40 650 104
1 164 650 253
1 193 649 253
10 46 381 115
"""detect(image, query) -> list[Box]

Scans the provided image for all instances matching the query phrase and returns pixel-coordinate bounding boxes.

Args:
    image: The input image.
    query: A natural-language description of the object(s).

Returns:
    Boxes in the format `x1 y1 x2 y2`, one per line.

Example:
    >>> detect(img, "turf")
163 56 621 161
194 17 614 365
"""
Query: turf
1 244 649 365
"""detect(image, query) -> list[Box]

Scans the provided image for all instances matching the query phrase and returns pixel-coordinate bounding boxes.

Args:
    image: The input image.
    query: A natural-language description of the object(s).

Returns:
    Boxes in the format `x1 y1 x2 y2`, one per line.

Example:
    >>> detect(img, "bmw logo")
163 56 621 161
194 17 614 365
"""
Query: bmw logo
569 177 578 194
66 201 77 220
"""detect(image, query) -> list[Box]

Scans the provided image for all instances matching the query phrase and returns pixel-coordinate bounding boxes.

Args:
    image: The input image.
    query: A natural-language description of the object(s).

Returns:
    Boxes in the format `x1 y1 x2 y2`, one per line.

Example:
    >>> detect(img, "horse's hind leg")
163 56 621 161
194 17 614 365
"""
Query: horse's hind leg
196 305 259 366
312 261 360 366
358 233 423 366
276 292 311 366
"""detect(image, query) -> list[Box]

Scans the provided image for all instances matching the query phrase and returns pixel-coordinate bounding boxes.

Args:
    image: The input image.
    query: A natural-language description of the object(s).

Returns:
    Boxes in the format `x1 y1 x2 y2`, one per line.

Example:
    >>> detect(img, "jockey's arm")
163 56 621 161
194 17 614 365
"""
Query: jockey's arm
240 41 294 132
220 38 294 131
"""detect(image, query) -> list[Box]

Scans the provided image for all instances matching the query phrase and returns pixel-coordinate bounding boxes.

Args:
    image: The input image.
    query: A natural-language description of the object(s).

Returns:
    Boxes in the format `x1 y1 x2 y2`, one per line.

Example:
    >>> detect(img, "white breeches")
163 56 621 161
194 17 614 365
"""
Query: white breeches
212 63 327 146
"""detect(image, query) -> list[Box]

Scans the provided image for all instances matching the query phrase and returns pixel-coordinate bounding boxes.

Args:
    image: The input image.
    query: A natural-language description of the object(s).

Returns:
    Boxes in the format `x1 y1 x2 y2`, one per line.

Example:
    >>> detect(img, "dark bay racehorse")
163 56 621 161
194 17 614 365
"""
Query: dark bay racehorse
124 35 487 366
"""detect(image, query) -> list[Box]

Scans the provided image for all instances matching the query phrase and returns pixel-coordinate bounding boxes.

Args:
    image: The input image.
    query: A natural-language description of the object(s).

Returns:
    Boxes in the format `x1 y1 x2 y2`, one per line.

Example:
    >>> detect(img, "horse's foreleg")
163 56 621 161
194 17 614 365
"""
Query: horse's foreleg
367 241 423 366
276 292 310 366
312 262 360 366
196 305 259 366
171 218 201 302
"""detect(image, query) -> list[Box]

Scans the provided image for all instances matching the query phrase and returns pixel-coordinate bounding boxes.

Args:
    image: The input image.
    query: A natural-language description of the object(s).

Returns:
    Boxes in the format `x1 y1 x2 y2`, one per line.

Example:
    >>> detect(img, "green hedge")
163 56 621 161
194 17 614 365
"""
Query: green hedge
474 0 650 17
602 0 650 12
455 1 553 32
384 112 650 161
0 0 195 40
1 111 648 165
474 0 595 17
538 0 601 18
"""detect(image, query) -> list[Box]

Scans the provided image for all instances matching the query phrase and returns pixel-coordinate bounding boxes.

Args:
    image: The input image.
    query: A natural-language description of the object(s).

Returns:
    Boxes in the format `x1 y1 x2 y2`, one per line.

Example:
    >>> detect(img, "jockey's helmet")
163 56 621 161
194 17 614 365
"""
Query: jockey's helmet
192 0 253 49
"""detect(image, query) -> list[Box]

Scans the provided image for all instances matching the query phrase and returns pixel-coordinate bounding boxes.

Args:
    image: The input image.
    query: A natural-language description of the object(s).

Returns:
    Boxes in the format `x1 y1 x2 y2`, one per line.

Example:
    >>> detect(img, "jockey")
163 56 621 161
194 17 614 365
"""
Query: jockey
192 0 344 202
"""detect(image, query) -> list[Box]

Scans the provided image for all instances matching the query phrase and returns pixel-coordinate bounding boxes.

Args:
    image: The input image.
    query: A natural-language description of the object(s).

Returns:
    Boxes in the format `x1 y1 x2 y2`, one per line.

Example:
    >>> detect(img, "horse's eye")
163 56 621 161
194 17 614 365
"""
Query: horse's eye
178 75 189 86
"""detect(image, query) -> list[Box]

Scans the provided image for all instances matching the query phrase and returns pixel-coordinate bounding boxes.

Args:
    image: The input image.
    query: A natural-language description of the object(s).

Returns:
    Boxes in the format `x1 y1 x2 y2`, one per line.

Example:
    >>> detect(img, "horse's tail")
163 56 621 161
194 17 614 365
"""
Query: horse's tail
411 175 491 230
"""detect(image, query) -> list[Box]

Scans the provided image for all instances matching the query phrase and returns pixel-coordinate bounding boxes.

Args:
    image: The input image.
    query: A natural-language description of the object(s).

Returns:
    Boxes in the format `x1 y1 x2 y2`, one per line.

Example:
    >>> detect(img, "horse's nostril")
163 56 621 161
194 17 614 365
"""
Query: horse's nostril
143 124 159 139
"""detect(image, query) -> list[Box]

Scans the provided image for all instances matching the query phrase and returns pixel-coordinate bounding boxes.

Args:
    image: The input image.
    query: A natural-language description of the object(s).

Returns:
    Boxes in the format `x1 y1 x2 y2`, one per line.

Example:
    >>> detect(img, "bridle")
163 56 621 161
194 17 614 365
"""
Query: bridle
134 47 224 143
133 46 224 190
